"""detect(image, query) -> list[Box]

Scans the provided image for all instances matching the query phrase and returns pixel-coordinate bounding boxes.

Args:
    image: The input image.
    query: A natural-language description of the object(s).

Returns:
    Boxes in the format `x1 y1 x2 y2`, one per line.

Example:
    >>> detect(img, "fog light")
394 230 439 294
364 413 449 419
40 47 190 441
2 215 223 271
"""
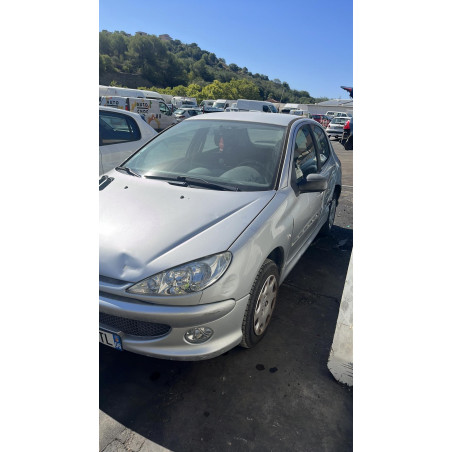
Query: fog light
184 327 213 344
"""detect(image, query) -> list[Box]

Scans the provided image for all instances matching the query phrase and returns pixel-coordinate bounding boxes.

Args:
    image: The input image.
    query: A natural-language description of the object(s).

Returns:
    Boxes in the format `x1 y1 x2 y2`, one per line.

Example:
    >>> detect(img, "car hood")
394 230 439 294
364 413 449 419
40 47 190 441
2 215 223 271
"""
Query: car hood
99 173 275 282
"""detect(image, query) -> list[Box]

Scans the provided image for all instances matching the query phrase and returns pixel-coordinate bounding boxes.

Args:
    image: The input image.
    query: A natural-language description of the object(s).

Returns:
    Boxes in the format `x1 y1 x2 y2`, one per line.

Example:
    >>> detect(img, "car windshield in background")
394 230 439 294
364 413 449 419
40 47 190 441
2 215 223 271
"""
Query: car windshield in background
124 119 286 191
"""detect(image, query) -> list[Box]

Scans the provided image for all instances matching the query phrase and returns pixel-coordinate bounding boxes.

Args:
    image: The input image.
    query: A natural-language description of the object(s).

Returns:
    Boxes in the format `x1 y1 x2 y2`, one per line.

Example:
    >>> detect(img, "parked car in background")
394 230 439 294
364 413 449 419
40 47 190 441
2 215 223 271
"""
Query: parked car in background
99 106 157 175
326 116 349 139
99 112 342 360
311 114 330 128
174 107 203 122
334 112 351 118
340 117 353 150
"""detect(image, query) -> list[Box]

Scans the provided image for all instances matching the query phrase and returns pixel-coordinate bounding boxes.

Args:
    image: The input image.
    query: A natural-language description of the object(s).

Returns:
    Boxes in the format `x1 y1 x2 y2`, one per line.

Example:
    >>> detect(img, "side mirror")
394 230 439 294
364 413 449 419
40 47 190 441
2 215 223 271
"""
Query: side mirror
297 173 328 193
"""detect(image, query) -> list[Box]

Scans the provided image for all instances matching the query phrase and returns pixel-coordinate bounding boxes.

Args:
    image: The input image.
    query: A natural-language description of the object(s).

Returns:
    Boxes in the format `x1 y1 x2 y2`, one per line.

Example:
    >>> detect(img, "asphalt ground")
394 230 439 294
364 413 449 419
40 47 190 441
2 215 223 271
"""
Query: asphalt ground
99 139 353 452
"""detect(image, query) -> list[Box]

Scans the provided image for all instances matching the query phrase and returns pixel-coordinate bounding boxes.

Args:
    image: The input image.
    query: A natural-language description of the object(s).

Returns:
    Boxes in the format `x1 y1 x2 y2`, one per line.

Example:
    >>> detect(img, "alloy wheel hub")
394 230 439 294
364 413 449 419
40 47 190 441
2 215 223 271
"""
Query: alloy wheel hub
253 275 277 335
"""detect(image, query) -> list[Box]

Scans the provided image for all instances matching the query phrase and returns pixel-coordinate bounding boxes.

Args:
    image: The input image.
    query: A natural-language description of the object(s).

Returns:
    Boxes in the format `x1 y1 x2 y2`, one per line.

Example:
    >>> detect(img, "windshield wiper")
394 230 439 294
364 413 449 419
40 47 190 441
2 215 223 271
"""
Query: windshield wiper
177 176 240 191
143 174 179 182
143 174 240 191
115 166 141 177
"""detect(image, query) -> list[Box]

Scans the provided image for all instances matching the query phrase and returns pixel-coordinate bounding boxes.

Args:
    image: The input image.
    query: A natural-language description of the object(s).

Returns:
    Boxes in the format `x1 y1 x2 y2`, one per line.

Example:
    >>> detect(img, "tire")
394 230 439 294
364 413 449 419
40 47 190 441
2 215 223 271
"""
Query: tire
320 193 338 235
344 136 353 150
240 259 279 349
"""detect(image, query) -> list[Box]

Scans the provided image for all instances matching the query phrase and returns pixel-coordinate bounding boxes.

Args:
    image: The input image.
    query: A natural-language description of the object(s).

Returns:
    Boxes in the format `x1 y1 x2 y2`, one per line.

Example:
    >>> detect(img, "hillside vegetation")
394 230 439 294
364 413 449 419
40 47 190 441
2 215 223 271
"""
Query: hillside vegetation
99 31 328 104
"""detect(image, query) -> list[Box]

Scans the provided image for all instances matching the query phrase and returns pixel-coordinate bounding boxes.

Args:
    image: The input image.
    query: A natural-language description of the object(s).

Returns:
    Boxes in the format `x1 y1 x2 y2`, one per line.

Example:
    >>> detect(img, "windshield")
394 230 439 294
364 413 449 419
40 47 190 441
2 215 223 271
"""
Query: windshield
124 119 287 191
332 117 348 125
213 102 226 109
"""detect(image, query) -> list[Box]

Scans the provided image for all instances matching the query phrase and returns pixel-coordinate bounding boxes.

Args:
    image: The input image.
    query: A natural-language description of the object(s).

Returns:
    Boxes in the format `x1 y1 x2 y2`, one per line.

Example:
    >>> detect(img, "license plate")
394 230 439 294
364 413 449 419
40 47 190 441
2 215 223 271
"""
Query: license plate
99 330 123 351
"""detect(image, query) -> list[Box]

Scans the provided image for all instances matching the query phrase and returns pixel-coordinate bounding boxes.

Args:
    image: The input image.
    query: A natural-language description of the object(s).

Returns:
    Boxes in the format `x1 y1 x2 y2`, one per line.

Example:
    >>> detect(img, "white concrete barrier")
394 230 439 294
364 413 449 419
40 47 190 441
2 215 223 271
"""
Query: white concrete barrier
327 250 353 386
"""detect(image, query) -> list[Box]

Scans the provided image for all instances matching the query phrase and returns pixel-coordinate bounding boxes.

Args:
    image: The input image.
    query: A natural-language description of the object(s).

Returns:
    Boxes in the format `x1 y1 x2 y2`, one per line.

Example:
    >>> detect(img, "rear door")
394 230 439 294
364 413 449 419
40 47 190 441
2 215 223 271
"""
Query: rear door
310 124 338 218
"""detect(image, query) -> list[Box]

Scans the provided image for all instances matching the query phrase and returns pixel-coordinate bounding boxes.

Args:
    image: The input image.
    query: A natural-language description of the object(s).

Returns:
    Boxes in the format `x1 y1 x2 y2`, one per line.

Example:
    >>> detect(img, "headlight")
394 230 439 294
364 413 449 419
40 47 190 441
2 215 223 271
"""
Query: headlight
127 252 232 296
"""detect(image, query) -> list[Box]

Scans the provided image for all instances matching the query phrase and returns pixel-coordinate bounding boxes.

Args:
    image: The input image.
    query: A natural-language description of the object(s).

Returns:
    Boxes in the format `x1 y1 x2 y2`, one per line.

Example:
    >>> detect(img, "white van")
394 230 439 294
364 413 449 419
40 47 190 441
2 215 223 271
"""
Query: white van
99 85 164 101
280 103 305 114
212 99 236 110
199 99 215 108
235 99 278 113
171 97 198 108
199 99 217 112
99 96 177 132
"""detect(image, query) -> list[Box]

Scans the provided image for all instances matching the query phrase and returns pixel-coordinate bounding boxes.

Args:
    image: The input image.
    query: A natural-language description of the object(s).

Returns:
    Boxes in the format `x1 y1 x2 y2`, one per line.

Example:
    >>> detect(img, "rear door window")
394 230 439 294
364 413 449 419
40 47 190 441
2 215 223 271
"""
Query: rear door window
99 111 141 145
312 125 331 167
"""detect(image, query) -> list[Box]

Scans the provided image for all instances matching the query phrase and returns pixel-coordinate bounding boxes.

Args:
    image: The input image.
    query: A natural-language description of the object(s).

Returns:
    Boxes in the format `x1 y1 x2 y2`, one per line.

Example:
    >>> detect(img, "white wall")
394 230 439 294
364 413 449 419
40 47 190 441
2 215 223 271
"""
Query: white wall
327 251 353 386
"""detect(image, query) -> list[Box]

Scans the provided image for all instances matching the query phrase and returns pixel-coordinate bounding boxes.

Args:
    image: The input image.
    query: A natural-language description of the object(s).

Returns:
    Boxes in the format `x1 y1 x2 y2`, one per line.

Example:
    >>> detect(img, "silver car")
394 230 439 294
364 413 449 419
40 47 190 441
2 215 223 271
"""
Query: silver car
99 112 342 360
326 116 349 140
174 107 203 122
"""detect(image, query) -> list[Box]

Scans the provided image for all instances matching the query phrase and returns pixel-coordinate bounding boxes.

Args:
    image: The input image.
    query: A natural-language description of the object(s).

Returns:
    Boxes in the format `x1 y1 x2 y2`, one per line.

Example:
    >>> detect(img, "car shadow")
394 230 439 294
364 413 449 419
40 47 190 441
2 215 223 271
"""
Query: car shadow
99 226 353 451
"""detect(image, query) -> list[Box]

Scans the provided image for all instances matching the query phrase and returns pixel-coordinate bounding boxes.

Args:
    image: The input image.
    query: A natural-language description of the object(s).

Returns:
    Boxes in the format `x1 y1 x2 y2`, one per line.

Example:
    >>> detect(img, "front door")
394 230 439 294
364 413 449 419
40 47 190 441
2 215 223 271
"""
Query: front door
287 124 324 262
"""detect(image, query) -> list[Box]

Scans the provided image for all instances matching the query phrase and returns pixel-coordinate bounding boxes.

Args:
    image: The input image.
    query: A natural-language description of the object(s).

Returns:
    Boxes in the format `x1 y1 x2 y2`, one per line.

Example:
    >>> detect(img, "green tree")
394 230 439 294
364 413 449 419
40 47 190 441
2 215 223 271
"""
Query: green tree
99 54 115 73
201 80 227 99
187 83 202 98
171 85 188 96
99 31 112 55
111 32 128 57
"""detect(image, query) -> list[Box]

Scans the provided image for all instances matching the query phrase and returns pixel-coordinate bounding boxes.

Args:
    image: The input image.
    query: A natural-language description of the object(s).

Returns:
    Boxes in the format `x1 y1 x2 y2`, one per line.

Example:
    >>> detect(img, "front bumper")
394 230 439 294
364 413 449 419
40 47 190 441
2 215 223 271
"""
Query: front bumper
99 292 250 360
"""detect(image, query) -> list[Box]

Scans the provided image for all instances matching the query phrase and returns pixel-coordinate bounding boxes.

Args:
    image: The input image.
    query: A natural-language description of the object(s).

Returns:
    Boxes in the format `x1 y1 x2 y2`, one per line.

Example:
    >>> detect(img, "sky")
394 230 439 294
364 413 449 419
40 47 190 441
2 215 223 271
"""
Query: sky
99 0 353 100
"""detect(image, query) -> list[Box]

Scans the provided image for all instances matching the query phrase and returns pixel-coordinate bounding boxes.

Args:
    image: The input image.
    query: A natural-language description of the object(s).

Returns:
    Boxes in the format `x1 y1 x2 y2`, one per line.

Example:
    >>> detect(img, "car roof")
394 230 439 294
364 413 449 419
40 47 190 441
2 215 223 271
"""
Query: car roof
187 111 309 126
99 106 143 120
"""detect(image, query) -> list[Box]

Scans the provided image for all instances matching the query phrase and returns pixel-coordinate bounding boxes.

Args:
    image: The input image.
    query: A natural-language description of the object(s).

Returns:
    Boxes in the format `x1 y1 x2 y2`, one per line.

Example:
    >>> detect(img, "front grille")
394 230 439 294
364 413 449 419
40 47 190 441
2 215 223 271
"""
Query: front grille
99 312 171 338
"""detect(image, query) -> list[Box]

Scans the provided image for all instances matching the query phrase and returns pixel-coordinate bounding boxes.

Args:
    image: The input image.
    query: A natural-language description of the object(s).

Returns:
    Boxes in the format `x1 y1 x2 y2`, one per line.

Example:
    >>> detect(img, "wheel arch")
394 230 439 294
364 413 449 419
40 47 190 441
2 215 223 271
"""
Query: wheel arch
267 247 285 277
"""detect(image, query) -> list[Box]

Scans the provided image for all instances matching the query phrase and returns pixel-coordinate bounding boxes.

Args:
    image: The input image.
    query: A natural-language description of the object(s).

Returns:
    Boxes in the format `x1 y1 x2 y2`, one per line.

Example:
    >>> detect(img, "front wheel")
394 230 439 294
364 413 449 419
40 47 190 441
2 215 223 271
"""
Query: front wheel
240 259 279 349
